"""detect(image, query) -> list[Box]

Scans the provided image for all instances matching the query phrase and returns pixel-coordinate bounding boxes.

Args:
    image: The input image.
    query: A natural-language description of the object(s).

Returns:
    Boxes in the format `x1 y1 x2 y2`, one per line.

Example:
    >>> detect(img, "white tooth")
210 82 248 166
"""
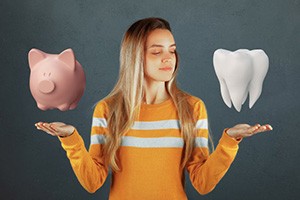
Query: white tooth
235 49 253 107
213 49 253 112
247 50 269 108
213 49 232 108
213 49 269 112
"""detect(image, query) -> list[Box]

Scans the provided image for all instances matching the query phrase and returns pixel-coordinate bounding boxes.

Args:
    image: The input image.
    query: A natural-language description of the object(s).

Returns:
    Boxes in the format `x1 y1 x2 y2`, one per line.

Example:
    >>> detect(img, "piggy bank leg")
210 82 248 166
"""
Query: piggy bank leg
37 103 48 111
58 104 70 111
69 102 78 110
69 94 82 110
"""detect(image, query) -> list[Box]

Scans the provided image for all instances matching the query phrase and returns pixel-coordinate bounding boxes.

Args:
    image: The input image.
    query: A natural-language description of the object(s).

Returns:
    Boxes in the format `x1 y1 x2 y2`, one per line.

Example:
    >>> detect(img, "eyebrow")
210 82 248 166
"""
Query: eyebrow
148 44 176 49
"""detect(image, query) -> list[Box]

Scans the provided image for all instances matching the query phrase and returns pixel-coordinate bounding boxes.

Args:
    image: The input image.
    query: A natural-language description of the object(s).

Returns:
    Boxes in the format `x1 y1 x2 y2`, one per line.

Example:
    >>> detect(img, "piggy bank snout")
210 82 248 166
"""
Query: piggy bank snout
38 80 55 94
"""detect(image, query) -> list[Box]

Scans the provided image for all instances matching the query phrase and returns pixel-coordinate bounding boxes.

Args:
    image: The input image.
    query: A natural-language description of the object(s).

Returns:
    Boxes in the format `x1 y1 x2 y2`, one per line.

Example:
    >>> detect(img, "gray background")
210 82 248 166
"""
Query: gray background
0 0 299 199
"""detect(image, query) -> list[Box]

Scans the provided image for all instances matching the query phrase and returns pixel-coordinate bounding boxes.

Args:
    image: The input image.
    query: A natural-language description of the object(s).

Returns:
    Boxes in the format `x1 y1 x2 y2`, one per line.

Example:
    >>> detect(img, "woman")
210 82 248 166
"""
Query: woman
35 17 272 199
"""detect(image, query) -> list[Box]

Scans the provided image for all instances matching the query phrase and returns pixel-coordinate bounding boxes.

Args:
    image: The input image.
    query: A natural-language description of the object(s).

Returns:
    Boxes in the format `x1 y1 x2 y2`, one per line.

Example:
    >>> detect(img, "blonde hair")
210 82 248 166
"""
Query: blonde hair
96 17 214 172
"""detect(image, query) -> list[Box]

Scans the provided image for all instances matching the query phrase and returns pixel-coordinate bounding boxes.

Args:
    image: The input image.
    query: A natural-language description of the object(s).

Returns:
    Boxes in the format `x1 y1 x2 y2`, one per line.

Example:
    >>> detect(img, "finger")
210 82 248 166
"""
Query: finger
246 125 260 134
49 122 69 135
236 124 261 138
35 122 49 132
49 123 58 132
38 125 56 136
42 123 59 136
253 124 273 134
35 122 44 128
36 122 55 132
252 126 267 134
36 122 47 129
49 124 69 137
265 124 273 131
46 131 57 136
39 123 58 136
35 123 57 136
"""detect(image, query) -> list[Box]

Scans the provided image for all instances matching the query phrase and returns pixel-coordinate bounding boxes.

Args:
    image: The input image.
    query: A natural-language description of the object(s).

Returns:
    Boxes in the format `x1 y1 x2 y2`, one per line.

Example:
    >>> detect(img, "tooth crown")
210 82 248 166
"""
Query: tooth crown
213 48 269 112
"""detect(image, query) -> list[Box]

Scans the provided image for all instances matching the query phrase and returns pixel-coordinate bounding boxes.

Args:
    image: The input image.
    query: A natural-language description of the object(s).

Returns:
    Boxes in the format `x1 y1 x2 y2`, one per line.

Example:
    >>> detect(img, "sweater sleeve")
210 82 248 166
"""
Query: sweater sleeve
186 100 242 195
58 100 109 193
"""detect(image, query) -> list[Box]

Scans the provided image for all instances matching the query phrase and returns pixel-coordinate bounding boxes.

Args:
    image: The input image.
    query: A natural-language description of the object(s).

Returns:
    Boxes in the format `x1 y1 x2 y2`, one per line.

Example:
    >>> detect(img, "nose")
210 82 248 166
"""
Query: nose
162 57 172 63
38 80 55 94
162 52 173 63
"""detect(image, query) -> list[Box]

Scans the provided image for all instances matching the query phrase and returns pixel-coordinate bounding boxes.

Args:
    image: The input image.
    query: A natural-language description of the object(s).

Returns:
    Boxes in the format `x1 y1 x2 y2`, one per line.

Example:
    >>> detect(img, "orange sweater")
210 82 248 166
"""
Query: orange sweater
58 96 241 200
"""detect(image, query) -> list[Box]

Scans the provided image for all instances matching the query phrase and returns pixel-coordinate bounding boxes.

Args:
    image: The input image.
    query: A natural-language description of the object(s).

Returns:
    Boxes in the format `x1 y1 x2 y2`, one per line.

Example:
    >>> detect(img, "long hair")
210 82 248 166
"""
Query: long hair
97 17 214 172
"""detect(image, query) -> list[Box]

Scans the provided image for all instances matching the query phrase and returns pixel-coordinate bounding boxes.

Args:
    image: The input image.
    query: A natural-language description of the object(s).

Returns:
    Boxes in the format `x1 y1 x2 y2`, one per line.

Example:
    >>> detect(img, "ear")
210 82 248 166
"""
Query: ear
58 48 75 71
28 48 46 70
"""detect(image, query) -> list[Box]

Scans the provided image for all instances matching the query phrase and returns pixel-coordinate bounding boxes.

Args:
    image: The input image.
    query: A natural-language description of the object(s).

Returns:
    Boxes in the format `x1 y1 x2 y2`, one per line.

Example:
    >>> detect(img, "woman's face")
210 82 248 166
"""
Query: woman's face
144 29 176 83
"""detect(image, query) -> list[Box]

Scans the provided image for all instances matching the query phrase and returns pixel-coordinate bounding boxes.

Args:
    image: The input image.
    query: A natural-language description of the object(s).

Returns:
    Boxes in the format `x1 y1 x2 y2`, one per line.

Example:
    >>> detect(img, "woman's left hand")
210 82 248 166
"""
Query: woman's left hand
226 124 273 140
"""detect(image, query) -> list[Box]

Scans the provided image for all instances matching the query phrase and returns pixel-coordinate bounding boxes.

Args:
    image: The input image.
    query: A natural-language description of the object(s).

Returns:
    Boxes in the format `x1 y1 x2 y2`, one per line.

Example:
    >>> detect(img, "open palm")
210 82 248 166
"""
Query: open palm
35 122 75 138
226 123 273 140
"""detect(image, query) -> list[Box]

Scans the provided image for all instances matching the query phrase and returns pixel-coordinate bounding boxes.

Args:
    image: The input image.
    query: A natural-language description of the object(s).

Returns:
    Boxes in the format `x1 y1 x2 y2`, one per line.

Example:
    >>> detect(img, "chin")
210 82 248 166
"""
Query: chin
146 74 173 83
158 76 173 82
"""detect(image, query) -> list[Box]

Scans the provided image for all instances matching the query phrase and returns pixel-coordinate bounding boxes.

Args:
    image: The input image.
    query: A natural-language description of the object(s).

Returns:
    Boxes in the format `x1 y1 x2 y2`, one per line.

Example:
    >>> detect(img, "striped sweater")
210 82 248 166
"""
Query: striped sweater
58 95 241 200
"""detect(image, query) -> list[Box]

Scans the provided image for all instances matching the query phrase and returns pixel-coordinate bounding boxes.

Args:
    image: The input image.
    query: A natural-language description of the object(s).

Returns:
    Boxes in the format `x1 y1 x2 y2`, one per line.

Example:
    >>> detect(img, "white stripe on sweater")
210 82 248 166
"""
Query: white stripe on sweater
92 118 107 128
90 134 208 148
92 118 208 130
122 136 184 148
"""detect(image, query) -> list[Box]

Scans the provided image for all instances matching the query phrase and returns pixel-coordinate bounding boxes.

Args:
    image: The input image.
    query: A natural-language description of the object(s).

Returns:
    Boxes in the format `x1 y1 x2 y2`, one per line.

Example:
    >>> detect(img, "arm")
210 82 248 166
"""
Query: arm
57 101 109 193
58 130 108 193
35 101 108 193
186 100 241 195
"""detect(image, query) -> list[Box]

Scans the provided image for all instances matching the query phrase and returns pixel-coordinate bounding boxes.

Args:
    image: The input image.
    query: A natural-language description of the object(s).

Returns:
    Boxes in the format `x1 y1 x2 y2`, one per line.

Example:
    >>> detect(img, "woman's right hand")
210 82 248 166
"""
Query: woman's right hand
35 122 75 138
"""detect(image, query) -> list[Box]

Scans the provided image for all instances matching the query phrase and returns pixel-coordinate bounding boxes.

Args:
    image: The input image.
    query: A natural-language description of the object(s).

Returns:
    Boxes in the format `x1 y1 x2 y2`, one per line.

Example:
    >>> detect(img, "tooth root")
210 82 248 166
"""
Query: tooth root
242 85 248 105
213 49 232 108
227 62 252 112
235 49 251 108
237 84 249 110
220 78 232 108
248 50 269 108
232 87 250 112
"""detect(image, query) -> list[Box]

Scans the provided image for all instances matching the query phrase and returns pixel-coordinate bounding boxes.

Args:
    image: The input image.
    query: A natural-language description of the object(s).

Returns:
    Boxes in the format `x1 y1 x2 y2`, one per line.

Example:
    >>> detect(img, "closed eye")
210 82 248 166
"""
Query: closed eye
170 48 176 54
152 52 161 55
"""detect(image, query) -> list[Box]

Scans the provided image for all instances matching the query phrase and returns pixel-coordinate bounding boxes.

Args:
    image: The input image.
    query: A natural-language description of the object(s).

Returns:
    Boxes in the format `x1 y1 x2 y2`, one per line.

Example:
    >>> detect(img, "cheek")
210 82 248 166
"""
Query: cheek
144 56 159 68
172 55 177 64
147 55 160 62
144 64 156 77
143 62 161 79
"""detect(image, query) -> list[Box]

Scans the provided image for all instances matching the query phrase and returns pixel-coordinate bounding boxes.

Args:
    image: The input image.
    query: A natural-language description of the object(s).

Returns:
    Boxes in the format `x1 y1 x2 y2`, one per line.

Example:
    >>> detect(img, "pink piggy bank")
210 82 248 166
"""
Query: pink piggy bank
28 48 86 111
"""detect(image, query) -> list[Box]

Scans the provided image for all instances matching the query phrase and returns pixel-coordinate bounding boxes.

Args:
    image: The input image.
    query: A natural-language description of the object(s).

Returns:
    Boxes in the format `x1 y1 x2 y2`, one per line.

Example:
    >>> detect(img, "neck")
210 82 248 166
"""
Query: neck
143 79 170 104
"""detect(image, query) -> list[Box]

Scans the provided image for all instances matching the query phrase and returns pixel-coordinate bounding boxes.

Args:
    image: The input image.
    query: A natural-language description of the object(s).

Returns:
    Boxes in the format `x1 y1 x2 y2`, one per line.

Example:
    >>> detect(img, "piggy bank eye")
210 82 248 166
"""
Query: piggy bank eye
43 73 46 76
48 73 51 76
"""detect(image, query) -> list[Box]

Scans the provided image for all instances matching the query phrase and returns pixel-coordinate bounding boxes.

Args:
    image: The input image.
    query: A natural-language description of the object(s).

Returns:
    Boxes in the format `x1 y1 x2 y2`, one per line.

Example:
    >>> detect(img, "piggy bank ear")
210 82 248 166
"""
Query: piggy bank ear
28 48 46 70
58 48 75 72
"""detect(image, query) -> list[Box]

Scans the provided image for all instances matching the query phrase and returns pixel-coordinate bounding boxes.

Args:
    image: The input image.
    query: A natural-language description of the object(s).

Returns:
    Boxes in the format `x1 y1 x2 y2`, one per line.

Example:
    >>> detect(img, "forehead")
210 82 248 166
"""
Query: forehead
146 29 175 46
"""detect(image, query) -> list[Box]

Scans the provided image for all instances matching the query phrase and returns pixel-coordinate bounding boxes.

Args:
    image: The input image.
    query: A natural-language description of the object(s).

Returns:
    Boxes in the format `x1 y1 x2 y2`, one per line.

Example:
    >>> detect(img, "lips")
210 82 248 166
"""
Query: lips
213 49 269 112
159 67 173 71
